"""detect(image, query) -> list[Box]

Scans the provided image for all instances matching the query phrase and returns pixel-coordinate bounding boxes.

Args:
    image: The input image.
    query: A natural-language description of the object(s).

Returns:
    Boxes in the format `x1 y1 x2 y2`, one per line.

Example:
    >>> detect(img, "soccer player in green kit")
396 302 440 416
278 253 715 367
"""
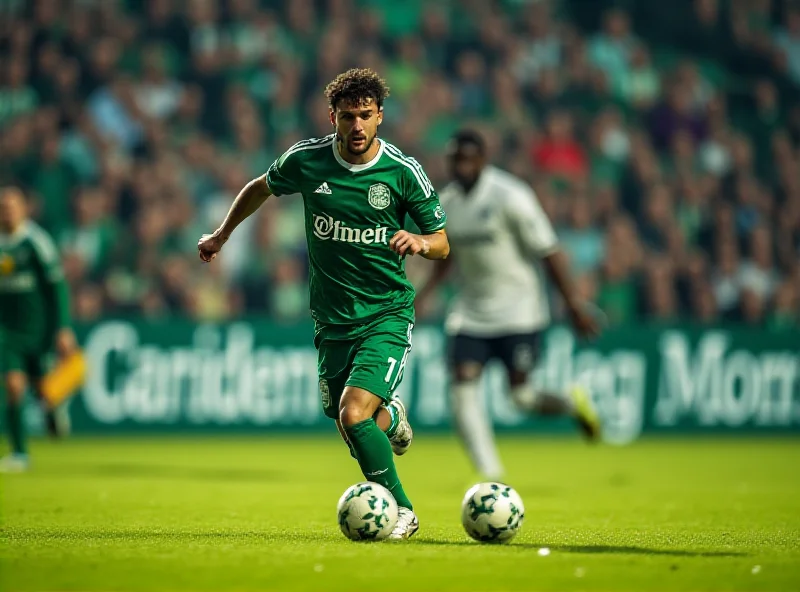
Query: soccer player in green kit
0 186 77 472
198 69 449 539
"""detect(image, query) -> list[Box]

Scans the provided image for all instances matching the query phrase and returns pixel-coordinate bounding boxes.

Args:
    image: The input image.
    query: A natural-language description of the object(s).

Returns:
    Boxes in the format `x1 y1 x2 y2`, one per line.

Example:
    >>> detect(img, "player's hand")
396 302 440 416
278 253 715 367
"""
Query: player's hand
389 231 429 257
198 231 228 262
55 328 77 358
567 303 602 340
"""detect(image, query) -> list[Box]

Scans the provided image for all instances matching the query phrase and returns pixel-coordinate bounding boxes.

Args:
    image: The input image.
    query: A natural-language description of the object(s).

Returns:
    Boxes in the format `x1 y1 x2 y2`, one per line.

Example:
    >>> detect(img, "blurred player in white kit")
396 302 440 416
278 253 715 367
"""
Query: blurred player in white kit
416 130 602 481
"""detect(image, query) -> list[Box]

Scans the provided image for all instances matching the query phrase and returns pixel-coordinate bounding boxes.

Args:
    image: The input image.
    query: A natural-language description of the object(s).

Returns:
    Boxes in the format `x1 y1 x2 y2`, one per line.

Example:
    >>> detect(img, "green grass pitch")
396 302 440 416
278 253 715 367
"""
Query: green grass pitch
2 435 799 591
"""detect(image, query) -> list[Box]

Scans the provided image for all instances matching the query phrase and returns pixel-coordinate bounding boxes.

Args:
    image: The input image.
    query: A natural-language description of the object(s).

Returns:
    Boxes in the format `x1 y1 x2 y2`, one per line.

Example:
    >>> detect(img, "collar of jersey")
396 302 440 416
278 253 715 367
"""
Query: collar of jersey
332 138 385 172
0 222 29 247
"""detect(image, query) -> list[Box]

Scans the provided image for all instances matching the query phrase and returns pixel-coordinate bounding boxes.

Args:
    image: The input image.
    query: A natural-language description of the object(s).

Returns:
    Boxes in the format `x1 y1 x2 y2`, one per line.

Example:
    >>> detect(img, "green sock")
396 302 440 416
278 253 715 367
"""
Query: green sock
6 402 27 455
345 418 413 510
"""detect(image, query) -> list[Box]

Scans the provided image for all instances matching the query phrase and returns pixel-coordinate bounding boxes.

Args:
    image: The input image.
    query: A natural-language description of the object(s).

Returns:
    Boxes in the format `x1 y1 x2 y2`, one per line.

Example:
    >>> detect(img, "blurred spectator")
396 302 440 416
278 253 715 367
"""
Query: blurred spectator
738 225 780 301
134 45 184 121
639 184 675 252
420 7 451 71
712 236 742 317
773 8 800 85
587 8 637 88
739 288 766 326
532 110 588 180
596 214 640 324
648 83 709 152
88 75 145 152
768 281 798 330
452 51 491 118
59 186 117 279
615 44 660 110
557 195 606 274
513 2 562 84
643 257 679 322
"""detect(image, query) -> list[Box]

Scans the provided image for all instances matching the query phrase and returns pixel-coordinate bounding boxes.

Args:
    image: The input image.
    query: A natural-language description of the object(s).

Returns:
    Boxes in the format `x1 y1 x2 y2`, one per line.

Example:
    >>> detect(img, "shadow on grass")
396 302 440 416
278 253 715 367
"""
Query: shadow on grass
6 530 333 543
4 528 749 557
49 463 281 483
417 540 747 557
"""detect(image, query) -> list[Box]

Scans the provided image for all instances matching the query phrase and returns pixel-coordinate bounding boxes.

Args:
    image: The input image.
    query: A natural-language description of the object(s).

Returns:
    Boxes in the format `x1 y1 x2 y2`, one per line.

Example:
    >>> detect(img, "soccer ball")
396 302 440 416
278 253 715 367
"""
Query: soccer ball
337 482 399 541
461 482 525 543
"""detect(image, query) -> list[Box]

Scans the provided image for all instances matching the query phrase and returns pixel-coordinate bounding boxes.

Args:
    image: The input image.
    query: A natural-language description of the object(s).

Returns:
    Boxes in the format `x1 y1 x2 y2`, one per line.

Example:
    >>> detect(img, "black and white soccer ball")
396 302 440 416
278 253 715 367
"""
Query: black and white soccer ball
337 482 399 541
461 482 525 543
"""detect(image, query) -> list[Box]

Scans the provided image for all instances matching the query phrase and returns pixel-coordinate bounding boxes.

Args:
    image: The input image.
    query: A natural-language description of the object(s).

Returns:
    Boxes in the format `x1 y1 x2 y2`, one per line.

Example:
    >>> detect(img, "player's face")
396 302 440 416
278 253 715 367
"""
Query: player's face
0 189 27 232
449 147 485 189
331 99 383 156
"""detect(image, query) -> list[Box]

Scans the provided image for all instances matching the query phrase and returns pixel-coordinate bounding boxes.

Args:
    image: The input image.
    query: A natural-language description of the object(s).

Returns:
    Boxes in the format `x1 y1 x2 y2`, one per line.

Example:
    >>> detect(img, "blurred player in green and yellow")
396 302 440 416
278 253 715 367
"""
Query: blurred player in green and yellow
0 187 80 472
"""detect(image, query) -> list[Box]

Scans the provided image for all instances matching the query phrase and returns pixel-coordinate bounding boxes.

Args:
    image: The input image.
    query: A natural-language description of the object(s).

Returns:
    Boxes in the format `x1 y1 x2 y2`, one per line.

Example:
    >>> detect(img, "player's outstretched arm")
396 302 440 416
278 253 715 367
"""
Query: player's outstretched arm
198 175 272 262
389 229 450 260
542 250 600 339
505 185 600 339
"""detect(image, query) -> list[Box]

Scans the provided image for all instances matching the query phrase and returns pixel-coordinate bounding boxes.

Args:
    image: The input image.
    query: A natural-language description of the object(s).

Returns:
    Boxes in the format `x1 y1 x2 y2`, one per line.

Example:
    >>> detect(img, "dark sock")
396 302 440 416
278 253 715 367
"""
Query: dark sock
345 418 413 510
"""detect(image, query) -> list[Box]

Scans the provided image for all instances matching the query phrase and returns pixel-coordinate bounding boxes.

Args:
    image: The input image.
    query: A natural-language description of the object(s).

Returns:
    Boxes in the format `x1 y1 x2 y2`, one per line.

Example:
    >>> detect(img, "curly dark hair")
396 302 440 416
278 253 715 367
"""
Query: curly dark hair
324 68 391 111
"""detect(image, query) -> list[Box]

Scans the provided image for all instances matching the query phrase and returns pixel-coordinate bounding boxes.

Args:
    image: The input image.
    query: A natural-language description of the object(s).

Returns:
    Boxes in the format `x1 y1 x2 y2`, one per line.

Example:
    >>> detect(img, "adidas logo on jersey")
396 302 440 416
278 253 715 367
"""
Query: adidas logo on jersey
314 182 332 195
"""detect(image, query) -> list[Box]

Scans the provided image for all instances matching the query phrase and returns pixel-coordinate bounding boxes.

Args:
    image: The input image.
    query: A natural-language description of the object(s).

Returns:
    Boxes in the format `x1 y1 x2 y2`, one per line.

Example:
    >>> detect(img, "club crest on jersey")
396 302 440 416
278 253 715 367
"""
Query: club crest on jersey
367 183 391 210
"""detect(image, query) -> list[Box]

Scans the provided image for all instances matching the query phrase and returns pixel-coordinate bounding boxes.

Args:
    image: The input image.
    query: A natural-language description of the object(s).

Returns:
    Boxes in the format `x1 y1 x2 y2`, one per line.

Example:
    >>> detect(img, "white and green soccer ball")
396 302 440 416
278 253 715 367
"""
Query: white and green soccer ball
461 482 525 543
337 482 399 541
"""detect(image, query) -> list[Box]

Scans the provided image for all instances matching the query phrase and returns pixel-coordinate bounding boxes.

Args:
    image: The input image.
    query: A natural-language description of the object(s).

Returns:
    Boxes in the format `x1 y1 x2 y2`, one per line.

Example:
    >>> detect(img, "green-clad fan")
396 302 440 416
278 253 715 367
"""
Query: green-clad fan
0 187 77 472
198 69 449 540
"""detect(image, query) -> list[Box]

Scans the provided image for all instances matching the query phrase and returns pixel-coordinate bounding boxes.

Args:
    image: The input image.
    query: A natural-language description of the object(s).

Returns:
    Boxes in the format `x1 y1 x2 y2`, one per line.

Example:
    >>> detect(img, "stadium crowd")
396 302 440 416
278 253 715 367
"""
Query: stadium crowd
1 0 799 328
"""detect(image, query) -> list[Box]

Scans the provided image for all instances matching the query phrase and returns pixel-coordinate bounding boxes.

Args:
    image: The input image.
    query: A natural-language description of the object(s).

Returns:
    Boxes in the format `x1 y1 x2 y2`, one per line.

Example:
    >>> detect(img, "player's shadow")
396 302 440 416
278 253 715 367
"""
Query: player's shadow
418 540 747 557
548 544 747 558
53 463 280 483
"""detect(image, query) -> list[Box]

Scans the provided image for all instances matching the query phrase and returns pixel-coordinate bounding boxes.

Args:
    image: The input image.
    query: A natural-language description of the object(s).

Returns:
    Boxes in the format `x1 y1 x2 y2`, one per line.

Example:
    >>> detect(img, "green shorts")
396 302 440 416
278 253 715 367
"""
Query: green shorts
315 313 414 419
0 329 51 379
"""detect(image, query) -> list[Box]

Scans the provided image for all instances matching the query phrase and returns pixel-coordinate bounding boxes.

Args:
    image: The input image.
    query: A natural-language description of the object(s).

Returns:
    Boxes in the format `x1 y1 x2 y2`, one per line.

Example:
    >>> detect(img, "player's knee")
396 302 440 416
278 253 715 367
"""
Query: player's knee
338 403 371 427
4 373 27 403
454 362 482 383
339 387 383 427
338 390 374 427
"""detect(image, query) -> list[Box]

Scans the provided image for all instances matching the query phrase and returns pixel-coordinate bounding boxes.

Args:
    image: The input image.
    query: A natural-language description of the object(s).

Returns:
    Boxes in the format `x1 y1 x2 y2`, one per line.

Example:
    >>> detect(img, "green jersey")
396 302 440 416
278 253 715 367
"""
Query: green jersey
266 135 447 330
0 222 71 349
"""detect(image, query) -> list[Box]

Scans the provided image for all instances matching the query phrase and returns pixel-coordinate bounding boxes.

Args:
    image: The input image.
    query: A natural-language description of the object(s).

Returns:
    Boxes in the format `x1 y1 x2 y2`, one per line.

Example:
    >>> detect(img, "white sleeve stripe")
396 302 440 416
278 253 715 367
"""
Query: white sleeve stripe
287 135 336 151
383 143 435 195
383 150 433 198
280 136 335 161
28 226 59 266
384 151 432 198
383 143 432 185
408 157 435 196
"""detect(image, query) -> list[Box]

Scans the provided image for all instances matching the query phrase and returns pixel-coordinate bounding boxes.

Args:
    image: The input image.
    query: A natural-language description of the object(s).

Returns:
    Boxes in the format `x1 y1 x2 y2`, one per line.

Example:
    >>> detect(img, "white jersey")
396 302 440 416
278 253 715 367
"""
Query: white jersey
438 165 559 337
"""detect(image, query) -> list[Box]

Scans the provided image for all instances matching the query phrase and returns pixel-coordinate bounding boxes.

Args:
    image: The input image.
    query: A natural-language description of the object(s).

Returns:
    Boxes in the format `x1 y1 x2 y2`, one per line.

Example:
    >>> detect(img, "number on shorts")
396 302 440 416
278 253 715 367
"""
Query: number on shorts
384 357 398 383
